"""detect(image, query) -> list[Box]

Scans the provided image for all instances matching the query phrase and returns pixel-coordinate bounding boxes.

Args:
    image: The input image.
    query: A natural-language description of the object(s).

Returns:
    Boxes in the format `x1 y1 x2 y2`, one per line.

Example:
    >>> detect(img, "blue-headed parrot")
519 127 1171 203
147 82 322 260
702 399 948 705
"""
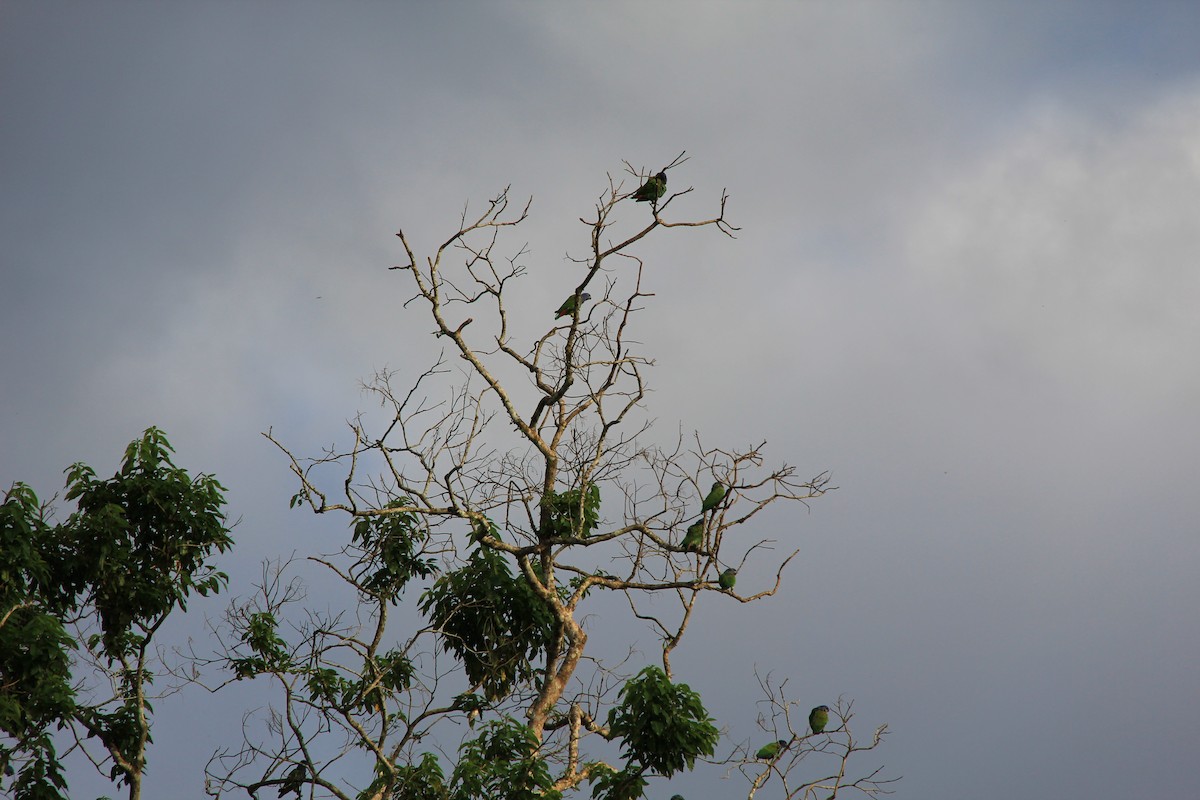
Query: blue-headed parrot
718 567 737 590
809 705 831 734
555 292 592 318
631 171 667 203
701 481 726 513
755 739 789 760
278 764 305 798
681 520 704 552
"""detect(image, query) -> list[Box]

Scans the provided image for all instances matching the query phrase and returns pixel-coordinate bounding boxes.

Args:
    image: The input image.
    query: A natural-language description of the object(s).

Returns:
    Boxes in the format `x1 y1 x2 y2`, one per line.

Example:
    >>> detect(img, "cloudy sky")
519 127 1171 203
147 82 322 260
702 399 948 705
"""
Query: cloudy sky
3 2 1200 798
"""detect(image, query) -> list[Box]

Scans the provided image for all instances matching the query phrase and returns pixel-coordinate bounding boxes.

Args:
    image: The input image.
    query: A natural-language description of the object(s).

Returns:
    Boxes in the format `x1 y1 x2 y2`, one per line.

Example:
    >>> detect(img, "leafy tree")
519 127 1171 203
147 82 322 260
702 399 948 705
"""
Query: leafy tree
0 428 232 800
0 484 74 799
606 666 718 777
211 156 894 799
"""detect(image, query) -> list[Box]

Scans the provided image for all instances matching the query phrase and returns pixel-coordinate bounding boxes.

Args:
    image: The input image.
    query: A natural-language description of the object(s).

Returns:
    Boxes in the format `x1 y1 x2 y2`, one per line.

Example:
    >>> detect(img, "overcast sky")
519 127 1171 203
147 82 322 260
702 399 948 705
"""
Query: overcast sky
3 3 1200 798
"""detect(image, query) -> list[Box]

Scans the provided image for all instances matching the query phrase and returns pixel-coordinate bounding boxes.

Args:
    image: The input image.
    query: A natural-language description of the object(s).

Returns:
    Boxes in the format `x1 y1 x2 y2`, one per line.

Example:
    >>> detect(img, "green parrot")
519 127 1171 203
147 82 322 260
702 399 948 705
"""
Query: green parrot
755 739 789 760
631 171 667 203
278 763 305 798
555 291 592 318
700 481 726 513
718 567 737 590
681 520 704 551
809 705 831 734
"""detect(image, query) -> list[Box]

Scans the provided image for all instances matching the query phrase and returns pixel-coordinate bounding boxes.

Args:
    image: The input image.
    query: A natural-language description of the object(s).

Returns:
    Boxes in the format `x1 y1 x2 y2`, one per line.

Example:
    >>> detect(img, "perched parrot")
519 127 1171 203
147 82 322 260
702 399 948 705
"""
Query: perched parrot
681 521 704 551
278 764 305 798
669 796 685 800
755 739 789 760
555 292 592 318
718 567 737 590
631 171 667 203
809 705 831 734
701 482 726 513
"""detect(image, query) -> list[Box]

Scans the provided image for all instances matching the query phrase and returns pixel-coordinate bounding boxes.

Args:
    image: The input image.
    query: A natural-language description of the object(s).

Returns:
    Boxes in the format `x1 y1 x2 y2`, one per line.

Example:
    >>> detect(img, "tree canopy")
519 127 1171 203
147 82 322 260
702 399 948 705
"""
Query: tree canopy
2 427 231 800
220 158 892 800
1 160 894 800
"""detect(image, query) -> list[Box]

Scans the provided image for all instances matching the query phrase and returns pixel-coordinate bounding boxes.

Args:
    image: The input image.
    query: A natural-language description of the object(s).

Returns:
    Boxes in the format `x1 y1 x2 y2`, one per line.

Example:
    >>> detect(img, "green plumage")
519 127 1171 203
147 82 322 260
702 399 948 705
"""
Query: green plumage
278 764 305 798
755 739 788 760
681 521 704 551
718 567 737 590
555 291 591 319
809 705 830 734
701 481 726 513
631 171 667 203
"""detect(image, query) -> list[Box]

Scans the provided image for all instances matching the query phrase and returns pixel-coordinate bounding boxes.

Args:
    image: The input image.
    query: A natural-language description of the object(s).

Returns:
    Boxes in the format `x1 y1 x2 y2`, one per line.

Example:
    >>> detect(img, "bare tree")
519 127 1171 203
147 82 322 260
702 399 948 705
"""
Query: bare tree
736 676 898 800
205 156 891 800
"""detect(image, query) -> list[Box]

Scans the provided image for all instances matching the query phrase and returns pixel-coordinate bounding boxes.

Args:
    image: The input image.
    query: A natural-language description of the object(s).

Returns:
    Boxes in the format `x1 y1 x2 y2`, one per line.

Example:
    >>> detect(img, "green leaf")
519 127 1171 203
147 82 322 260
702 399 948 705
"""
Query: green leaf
419 550 558 701
56 428 233 658
350 500 437 601
606 667 719 778
539 483 601 539
450 719 561 800
589 766 647 800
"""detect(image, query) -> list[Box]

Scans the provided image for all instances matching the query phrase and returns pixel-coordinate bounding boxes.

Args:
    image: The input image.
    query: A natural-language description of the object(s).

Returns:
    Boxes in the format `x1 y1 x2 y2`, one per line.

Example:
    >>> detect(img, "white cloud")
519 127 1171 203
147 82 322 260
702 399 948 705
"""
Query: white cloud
906 84 1200 406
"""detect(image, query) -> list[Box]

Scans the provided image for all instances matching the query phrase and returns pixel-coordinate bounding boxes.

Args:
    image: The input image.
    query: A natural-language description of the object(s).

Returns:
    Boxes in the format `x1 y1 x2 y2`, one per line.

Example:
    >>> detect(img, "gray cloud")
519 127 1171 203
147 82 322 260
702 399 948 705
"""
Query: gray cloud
3 3 1199 798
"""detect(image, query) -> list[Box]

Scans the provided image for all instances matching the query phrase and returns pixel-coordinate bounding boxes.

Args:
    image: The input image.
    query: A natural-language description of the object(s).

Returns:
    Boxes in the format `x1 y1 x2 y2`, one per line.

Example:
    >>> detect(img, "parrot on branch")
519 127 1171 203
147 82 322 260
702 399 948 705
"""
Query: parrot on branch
278 764 305 798
718 567 737 590
755 739 789 760
809 705 831 734
701 481 726 513
631 171 667 203
555 291 592 318
681 521 704 552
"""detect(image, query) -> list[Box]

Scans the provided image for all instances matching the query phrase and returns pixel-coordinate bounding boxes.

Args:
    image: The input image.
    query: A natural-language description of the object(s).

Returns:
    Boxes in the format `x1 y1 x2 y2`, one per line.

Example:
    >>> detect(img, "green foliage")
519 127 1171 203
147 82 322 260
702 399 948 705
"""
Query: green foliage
354 649 416 715
587 764 647 800
305 667 345 705
0 485 55 603
59 427 232 657
373 649 417 694
78 698 149 786
351 500 438 601
539 484 601 539
470 517 500 545
1 429 232 800
454 693 488 715
233 612 418 720
6 748 69 800
420 549 558 701
363 752 447 800
230 612 291 678
606 667 719 778
0 485 76 800
0 485 76 729
451 719 560 800
0 613 75 727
